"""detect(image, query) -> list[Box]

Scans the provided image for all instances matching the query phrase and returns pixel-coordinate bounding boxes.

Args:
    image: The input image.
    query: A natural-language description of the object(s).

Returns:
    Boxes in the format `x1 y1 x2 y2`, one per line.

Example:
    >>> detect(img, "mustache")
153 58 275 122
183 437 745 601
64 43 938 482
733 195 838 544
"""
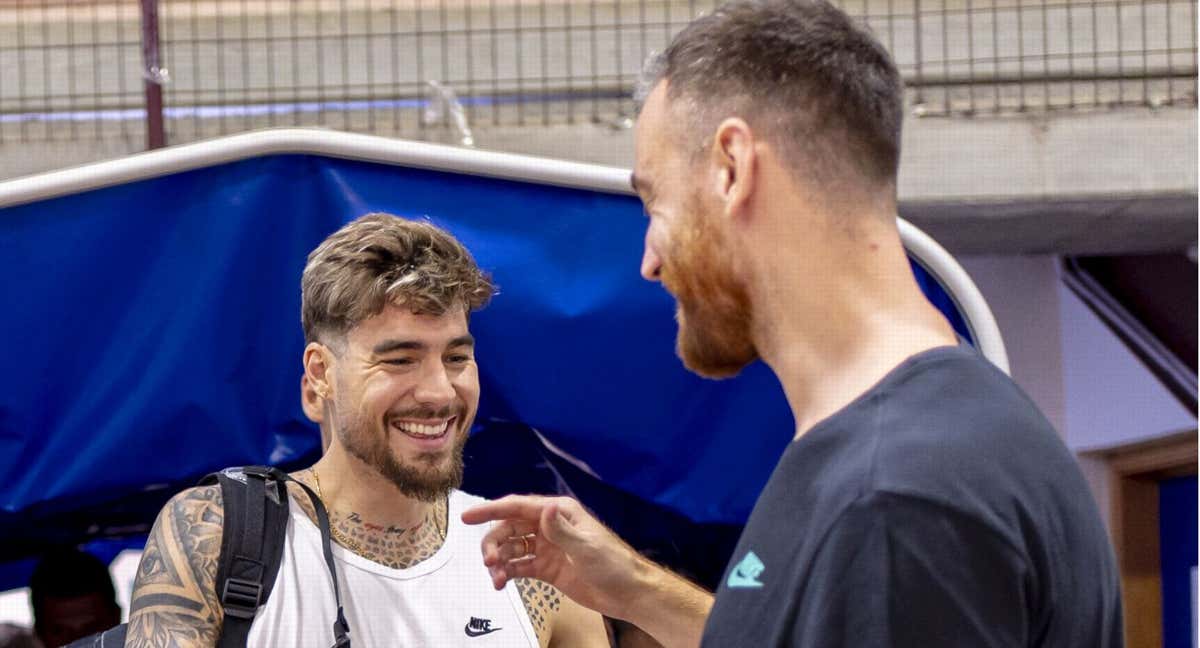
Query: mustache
659 258 687 298
387 404 465 420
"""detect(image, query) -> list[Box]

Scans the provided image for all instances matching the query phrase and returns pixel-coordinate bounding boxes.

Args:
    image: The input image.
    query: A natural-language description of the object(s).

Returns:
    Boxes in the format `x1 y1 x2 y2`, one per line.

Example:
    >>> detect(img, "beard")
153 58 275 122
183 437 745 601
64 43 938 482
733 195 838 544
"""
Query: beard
659 203 758 379
334 403 468 502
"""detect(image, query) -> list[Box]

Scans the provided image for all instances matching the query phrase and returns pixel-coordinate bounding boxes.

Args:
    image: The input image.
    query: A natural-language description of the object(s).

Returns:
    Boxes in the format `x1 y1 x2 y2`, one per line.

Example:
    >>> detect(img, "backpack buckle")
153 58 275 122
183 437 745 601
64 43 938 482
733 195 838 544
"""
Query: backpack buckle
242 465 274 479
221 577 263 619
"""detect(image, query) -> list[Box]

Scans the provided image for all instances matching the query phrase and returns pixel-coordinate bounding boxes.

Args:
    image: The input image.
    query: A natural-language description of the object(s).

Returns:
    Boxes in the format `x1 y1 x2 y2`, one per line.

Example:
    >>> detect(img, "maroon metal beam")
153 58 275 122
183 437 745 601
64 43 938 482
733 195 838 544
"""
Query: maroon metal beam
139 0 166 149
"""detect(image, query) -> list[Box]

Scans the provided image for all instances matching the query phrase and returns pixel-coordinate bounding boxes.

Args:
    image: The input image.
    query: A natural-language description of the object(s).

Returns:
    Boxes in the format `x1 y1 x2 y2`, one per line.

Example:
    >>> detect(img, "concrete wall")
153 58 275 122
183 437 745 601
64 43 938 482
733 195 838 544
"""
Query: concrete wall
959 255 1067 433
1058 279 1197 450
3 105 1193 256
958 254 1195 452
958 252 1196 529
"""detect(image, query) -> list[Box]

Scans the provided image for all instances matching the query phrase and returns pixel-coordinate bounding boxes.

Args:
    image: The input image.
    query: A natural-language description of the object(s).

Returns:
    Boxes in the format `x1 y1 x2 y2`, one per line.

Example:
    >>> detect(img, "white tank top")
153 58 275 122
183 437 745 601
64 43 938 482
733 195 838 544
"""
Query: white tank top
247 490 539 647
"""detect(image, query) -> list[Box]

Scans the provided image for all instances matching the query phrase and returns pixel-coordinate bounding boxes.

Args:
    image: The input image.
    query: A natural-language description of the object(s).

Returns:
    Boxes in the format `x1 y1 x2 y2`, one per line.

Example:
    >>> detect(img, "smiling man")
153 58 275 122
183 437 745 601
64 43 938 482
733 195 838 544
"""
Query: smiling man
125 213 606 647
463 1 1122 646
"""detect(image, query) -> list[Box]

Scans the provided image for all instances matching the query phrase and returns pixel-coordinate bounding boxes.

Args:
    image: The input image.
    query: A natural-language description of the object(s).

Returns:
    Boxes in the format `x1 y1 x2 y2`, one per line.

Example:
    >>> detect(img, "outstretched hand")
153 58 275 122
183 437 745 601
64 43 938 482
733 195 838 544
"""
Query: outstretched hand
461 494 646 621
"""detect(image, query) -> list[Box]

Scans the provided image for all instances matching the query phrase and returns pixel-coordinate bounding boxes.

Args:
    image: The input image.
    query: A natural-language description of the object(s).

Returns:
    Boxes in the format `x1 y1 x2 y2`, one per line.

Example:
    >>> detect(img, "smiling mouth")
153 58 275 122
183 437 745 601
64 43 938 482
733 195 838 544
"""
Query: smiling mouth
392 417 454 440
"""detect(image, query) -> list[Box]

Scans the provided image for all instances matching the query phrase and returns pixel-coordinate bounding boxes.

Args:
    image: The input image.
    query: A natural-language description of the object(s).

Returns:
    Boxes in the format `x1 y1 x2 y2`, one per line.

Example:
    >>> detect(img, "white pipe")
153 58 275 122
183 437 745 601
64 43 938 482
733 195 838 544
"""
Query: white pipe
0 128 631 207
899 219 1010 374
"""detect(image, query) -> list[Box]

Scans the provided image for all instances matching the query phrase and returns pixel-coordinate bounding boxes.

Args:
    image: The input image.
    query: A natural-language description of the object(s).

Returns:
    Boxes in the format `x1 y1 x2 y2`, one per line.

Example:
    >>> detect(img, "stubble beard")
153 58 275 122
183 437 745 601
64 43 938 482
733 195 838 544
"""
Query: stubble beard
335 405 469 502
661 203 759 379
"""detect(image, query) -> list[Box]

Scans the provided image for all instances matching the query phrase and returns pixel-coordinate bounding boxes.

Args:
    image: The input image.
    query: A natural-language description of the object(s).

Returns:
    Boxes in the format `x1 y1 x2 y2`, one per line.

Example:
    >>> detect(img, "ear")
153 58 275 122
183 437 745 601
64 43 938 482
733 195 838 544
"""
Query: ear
303 341 336 402
300 375 324 424
710 117 758 221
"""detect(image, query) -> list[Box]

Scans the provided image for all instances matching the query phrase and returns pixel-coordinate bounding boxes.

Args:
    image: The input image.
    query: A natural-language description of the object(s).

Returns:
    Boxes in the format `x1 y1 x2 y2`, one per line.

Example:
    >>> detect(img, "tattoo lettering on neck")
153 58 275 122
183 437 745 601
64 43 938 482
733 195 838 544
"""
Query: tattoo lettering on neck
515 578 562 647
288 470 447 570
347 511 415 534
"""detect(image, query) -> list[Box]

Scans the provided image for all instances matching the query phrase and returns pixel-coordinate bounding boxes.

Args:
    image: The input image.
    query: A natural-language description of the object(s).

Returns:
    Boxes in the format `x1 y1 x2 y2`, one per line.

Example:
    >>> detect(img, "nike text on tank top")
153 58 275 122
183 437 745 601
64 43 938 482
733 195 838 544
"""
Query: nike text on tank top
247 490 539 647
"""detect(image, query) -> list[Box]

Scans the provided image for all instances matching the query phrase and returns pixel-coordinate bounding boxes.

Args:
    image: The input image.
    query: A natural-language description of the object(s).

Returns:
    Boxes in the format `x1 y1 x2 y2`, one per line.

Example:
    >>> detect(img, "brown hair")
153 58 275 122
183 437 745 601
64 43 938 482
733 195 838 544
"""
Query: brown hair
301 213 495 345
639 0 903 192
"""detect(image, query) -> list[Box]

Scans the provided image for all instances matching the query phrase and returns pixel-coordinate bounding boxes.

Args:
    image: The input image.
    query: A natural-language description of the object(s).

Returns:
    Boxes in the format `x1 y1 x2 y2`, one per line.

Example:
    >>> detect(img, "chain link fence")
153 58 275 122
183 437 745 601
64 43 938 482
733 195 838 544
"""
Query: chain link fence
0 0 1195 148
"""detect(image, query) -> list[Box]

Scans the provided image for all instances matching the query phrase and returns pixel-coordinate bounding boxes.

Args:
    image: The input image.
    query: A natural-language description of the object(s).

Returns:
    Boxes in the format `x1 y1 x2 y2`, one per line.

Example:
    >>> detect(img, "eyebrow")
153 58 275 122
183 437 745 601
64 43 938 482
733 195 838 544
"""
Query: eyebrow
372 339 424 355
447 335 476 349
371 334 475 356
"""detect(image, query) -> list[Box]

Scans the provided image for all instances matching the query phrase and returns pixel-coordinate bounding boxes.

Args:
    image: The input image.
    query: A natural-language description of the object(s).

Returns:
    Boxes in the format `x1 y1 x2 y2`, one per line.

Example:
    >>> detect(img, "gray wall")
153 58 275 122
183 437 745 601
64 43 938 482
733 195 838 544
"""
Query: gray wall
960 254 1195 451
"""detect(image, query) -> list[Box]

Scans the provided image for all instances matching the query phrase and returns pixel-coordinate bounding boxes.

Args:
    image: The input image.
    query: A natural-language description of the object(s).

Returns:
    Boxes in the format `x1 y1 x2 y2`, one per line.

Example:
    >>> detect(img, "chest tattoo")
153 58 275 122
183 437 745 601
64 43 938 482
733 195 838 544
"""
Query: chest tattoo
515 577 562 646
289 471 448 570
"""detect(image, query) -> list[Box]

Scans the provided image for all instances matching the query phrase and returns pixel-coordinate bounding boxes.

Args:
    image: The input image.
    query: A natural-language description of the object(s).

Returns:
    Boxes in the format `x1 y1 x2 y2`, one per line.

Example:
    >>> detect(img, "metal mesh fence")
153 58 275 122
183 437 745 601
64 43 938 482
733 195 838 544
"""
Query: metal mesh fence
1 0 1196 147
0 1 145 143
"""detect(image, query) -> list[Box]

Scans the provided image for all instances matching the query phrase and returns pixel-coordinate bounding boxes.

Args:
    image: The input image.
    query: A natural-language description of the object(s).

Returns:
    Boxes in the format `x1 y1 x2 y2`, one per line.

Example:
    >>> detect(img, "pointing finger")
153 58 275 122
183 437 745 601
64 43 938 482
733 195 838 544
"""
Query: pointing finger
462 494 553 526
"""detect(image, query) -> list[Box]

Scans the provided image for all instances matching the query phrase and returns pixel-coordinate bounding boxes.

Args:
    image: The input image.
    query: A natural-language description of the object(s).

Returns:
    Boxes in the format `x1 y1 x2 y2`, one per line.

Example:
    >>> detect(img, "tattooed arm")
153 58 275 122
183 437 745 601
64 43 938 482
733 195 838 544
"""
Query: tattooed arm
549 592 609 648
126 486 225 647
516 578 608 648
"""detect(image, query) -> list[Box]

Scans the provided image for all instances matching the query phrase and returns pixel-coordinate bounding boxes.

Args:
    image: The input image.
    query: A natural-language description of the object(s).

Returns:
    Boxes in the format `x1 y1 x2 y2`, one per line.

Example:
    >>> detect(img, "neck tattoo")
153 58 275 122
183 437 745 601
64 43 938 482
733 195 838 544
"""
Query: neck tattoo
311 468 449 568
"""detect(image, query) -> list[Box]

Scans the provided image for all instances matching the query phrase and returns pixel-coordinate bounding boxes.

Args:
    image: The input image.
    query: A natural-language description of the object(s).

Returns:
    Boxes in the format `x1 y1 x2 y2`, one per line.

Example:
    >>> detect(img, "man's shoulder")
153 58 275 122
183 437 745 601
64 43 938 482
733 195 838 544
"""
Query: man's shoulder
162 484 225 527
854 350 1102 567
153 484 227 565
760 347 1074 549
147 484 227 582
801 347 1040 465
872 345 1020 415
450 488 490 509
127 484 226 647
449 490 501 540
858 347 1067 485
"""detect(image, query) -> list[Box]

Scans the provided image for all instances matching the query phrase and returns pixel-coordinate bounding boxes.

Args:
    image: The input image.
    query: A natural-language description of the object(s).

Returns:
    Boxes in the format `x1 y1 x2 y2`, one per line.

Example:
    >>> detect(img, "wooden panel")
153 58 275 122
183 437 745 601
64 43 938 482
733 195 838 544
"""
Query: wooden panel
1109 433 1198 478
1115 476 1163 648
1083 429 1198 648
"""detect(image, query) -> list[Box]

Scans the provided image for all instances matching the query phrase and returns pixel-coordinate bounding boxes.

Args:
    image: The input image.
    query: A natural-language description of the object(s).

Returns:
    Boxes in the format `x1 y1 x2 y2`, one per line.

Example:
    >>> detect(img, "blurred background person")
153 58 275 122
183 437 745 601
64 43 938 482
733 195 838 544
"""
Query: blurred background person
0 622 40 648
28 548 120 648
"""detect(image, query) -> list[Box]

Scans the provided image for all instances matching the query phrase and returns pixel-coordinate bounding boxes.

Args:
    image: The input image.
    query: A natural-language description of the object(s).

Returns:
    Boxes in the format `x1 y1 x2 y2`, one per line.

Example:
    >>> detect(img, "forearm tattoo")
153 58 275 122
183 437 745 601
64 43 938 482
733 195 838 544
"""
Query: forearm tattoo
126 486 225 647
515 578 562 645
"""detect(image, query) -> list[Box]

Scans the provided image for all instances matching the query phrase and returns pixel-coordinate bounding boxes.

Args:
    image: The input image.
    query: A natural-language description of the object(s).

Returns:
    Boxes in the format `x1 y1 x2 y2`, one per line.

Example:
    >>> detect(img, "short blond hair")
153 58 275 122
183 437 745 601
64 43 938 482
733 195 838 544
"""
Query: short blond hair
301 213 495 345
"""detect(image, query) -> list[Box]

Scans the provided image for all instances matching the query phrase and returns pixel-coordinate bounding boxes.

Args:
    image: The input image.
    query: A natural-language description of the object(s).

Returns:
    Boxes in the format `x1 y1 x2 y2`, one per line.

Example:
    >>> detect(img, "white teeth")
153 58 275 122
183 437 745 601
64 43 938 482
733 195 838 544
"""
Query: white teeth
395 420 450 438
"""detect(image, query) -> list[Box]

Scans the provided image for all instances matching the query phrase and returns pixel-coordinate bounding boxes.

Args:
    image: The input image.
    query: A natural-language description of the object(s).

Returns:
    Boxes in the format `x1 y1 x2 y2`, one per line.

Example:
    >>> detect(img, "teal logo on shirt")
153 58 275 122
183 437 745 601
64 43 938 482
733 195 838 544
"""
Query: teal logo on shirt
726 550 765 589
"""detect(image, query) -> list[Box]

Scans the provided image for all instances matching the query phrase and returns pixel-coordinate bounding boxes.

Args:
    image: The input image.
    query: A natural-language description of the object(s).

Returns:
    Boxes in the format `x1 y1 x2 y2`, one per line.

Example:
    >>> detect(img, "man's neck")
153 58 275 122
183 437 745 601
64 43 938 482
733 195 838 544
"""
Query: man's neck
747 216 958 439
291 450 449 569
311 449 437 529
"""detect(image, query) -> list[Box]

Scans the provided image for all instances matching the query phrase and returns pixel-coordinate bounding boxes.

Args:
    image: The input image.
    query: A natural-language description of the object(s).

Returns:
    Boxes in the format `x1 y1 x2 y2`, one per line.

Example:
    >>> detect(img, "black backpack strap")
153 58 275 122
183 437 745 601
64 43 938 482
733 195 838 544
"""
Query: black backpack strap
274 471 353 647
199 465 291 648
200 465 352 648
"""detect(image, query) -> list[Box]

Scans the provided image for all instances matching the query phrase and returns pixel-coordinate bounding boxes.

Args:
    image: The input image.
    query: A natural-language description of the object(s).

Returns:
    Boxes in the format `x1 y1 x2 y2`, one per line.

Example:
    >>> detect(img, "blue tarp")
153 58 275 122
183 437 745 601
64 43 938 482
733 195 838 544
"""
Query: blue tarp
0 153 971 556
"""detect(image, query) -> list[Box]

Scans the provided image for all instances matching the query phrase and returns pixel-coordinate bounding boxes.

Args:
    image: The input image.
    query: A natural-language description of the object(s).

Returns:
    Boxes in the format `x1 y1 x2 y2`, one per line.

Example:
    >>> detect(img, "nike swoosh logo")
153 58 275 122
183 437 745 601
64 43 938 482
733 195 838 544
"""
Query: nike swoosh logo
465 625 502 637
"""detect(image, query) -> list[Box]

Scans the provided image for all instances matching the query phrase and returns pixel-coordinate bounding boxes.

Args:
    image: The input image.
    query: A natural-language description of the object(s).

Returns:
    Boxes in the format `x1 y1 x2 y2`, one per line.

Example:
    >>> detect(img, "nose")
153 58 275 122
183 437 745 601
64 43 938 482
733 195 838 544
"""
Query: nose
641 230 662 282
413 362 456 408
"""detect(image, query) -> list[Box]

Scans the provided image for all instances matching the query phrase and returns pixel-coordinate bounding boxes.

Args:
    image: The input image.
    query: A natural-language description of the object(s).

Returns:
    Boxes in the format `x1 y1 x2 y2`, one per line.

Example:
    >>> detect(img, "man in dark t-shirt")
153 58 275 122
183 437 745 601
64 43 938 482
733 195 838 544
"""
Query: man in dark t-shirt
462 0 1123 645
705 345 1122 645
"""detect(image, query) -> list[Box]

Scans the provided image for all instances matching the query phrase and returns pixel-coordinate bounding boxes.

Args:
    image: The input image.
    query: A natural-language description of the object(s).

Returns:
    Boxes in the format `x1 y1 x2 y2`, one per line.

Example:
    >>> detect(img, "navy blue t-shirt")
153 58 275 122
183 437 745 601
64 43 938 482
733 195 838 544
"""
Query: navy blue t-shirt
701 345 1122 647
